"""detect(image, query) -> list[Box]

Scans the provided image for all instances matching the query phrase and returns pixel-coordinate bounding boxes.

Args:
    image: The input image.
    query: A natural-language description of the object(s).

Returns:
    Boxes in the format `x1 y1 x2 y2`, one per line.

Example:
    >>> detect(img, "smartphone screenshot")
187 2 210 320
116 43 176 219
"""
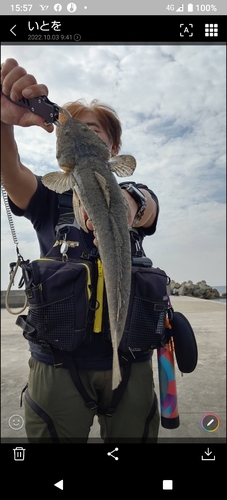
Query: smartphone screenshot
1 0 226 492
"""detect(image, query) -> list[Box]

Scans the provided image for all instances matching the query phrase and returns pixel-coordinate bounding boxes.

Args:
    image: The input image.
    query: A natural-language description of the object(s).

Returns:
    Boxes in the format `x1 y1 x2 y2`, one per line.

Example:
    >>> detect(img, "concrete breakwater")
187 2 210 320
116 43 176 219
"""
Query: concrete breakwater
2 278 226 309
1 290 27 309
170 279 226 300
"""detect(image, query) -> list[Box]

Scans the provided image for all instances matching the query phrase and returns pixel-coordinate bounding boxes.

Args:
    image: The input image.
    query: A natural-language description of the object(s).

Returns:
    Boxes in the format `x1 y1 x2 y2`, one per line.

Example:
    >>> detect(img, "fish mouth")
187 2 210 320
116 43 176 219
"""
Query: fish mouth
59 164 75 173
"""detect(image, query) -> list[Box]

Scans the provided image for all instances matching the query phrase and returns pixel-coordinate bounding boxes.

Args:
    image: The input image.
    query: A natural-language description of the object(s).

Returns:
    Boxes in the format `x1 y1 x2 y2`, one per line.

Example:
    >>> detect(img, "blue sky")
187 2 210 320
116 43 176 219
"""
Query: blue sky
1 44 226 289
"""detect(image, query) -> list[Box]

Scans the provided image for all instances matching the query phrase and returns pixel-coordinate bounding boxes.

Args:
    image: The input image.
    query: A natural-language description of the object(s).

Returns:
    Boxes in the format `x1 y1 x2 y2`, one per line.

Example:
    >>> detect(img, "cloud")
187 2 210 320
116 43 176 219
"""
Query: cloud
1 44 226 289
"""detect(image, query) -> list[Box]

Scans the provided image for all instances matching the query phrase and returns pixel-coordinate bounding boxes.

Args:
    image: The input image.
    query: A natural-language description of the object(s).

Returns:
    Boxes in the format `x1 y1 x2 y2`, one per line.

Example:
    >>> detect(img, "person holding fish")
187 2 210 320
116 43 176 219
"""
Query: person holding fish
1 58 160 443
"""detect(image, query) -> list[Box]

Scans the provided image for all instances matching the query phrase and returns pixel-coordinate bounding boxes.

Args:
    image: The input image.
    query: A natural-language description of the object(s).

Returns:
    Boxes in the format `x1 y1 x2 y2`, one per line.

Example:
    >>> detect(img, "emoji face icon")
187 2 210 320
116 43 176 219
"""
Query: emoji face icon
8 414 24 430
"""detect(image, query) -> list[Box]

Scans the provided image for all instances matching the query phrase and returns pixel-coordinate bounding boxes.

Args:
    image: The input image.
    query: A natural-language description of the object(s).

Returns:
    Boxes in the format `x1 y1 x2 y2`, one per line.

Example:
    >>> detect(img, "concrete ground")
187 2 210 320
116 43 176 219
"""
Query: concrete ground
1 296 226 442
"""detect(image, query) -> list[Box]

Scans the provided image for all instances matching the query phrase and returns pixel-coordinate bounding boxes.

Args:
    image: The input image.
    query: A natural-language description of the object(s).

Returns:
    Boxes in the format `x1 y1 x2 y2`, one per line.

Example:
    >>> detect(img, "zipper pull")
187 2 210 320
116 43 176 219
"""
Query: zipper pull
60 236 69 261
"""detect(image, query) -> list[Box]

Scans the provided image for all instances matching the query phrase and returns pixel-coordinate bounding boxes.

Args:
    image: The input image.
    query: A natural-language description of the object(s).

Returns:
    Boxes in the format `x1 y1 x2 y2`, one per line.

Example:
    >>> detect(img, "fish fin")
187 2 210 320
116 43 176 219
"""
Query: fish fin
108 155 136 177
94 171 111 207
112 338 122 390
72 189 88 232
42 172 75 193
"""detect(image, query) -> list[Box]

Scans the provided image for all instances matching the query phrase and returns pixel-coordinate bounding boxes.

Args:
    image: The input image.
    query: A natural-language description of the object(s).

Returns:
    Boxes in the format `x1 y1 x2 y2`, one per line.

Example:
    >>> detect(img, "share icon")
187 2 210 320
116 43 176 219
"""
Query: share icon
107 447 119 460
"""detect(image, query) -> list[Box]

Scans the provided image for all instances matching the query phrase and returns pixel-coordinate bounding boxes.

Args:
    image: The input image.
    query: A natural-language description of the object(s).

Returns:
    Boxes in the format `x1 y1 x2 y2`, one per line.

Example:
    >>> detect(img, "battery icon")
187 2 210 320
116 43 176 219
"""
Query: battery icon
188 3 194 11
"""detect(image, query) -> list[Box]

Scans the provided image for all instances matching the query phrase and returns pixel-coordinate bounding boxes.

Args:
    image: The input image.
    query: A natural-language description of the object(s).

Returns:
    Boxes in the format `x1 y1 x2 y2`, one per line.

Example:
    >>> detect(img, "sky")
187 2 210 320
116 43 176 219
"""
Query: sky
1 44 226 290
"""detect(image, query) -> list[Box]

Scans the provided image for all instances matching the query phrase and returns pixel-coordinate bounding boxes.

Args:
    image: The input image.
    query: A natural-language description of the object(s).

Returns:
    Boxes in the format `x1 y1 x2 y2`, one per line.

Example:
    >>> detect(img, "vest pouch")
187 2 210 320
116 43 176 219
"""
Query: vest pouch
119 265 170 353
18 258 96 351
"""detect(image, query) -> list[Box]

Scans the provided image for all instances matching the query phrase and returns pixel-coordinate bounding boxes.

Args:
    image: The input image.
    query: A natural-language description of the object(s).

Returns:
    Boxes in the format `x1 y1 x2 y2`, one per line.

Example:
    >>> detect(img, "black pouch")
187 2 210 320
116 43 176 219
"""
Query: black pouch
169 311 198 373
119 259 170 353
16 258 97 351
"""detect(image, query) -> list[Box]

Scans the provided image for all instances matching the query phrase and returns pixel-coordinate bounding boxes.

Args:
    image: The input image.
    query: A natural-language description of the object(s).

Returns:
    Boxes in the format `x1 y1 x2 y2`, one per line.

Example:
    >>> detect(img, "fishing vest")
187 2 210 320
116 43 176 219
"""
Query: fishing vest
17 190 169 350
17 190 197 426
16 190 171 420
45 191 151 339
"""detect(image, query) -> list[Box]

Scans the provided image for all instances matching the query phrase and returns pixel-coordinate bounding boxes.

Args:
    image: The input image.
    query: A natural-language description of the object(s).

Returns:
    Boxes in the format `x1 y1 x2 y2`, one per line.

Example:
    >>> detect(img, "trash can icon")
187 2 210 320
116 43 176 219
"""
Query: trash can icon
13 447 26 461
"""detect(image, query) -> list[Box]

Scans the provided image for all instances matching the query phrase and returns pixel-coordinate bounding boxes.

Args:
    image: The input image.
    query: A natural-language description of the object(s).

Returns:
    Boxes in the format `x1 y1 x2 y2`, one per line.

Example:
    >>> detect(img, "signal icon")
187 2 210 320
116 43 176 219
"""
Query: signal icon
176 4 184 11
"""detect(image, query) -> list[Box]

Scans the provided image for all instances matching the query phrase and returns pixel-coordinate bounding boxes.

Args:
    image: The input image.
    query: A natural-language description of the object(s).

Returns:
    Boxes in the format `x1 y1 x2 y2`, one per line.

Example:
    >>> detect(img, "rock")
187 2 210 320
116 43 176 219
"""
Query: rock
170 279 221 300
170 281 181 291
178 284 186 295
192 288 203 298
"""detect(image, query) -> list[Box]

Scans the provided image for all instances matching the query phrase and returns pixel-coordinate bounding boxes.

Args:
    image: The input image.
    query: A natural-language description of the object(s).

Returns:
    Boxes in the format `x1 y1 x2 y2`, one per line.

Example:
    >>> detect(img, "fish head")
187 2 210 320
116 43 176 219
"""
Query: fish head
56 117 111 172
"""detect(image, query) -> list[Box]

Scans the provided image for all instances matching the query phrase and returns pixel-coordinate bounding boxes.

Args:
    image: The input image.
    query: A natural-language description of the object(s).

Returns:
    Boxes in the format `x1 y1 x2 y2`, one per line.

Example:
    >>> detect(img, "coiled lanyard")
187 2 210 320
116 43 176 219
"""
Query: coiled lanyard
1 182 28 314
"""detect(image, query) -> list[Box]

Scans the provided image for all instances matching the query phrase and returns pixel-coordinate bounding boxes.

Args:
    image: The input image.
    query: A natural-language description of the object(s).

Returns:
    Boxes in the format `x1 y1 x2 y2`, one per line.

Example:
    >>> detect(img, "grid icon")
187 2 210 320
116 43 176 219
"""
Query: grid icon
205 24 218 37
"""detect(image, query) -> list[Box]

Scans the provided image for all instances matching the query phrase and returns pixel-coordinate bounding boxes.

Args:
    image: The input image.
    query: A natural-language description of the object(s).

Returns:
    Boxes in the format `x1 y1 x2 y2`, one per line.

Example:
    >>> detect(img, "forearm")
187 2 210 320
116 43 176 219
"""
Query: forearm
1 58 52 209
1 122 21 186
134 189 157 228
121 188 157 229
1 121 37 209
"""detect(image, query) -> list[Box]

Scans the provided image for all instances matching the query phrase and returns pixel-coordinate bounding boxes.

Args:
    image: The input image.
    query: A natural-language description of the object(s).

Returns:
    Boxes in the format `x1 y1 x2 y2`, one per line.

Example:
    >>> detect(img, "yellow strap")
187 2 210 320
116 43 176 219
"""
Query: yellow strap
93 259 104 333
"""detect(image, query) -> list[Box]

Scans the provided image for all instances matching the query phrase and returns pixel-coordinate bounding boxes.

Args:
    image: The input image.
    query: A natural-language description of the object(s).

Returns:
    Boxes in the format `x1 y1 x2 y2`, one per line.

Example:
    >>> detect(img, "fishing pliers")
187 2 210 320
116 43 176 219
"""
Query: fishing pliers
0 84 71 125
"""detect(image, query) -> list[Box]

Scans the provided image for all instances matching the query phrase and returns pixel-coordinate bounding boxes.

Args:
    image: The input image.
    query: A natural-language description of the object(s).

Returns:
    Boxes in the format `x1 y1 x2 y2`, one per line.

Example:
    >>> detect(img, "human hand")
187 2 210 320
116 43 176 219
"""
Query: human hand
1 58 54 132
86 219 98 246
81 207 98 246
80 190 137 247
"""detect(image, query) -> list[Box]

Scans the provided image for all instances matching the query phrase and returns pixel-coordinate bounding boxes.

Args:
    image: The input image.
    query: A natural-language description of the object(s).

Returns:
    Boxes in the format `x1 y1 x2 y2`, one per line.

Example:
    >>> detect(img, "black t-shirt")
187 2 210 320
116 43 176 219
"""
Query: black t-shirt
9 176 159 370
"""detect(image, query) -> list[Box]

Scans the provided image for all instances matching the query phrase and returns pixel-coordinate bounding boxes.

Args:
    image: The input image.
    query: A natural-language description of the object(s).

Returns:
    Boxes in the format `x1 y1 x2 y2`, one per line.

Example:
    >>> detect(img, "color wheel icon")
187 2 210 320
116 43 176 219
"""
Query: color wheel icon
200 413 220 432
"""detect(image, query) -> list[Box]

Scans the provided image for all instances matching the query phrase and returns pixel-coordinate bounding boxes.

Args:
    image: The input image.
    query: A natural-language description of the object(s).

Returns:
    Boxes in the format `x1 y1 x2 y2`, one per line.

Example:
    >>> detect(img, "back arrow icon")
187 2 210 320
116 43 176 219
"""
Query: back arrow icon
10 25 17 36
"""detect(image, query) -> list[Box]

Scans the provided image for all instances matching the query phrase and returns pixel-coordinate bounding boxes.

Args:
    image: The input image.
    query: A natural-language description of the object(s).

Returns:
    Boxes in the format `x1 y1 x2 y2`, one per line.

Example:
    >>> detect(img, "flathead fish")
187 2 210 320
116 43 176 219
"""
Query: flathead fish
42 117 136 389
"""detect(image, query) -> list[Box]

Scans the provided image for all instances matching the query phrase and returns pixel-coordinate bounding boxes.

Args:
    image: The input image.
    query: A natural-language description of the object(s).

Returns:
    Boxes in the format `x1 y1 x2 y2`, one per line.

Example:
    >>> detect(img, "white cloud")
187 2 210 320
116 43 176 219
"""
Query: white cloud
1 44 226 289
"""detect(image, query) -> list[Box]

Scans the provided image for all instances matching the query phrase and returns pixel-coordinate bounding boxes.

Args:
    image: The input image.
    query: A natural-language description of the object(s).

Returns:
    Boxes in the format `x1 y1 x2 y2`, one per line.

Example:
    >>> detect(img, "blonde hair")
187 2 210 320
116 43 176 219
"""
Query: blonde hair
58 99 122 154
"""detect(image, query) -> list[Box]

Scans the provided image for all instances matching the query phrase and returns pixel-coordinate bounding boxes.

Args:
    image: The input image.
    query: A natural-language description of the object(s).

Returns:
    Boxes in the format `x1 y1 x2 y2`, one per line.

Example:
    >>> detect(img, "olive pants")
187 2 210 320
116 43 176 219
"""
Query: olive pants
24 357 160 443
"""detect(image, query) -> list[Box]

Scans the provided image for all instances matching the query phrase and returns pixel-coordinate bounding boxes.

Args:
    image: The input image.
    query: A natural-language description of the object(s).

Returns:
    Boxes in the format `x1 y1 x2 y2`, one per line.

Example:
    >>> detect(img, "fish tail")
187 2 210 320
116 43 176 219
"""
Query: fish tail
112 338 122 390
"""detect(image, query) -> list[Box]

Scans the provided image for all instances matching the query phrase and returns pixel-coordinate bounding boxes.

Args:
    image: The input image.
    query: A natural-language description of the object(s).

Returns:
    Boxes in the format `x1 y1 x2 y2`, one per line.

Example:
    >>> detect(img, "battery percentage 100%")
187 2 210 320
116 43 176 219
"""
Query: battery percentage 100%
166 4 217 11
